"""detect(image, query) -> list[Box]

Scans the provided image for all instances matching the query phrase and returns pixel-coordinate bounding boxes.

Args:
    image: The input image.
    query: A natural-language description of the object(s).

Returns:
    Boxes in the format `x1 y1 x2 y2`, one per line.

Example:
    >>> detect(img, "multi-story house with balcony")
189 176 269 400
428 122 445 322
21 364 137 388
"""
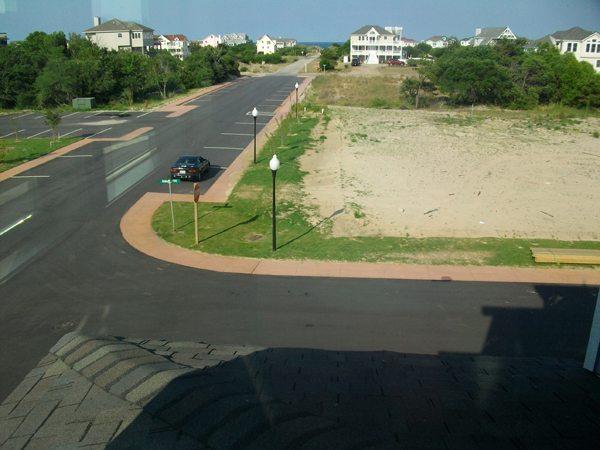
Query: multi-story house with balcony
350 25 403 64
154 34 190 60
83 17 154 54
256 35 297 54
223 33 250 46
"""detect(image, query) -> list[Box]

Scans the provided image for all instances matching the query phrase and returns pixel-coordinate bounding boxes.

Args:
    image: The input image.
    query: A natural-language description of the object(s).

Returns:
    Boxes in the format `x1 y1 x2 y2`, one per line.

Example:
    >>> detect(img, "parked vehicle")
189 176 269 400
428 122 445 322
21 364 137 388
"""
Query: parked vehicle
351 58 361 66
170 155 210 182
387 59 405 66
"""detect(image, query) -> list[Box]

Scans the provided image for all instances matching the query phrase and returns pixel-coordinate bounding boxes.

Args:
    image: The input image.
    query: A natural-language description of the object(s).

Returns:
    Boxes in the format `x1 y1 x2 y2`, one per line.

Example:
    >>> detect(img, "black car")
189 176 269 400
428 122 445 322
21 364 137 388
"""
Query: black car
351 58 360 66
170 155 210 181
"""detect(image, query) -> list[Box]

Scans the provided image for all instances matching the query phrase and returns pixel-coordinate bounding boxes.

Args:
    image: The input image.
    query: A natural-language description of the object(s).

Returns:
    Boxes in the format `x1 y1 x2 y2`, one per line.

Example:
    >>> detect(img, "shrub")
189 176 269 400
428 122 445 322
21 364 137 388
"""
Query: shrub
370 97 388 108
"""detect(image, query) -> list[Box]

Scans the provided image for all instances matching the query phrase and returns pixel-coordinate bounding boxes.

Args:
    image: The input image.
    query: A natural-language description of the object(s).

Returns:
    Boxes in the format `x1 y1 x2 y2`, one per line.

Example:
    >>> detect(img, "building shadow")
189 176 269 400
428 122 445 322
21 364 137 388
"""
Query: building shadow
104 285 600 448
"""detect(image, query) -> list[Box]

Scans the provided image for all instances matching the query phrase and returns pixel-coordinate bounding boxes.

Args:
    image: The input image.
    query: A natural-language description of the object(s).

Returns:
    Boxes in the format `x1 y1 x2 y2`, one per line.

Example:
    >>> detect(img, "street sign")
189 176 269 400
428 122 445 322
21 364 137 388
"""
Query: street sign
193 183 200 203
159 179 181 184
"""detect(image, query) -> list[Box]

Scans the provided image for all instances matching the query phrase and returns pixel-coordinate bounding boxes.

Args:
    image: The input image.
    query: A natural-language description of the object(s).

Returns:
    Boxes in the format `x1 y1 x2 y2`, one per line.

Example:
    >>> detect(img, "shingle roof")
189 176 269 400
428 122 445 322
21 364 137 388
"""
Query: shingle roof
424 36 445 42
83 19 153 33
474 27 513 45
350 25 393 36
158 34 187 42
551 26 596 41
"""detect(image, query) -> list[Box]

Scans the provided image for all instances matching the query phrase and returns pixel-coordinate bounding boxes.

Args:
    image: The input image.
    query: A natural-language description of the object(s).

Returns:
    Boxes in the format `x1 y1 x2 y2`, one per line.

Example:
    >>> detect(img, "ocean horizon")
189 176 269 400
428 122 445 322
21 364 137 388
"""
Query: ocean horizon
298 41 343 48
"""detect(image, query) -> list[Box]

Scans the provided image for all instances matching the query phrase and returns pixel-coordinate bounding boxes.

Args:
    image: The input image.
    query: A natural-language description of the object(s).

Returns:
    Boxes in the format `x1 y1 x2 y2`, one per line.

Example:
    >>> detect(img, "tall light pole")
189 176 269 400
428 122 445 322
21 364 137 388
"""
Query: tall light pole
270 155 280 252
252 107 258 164
294 82 299 120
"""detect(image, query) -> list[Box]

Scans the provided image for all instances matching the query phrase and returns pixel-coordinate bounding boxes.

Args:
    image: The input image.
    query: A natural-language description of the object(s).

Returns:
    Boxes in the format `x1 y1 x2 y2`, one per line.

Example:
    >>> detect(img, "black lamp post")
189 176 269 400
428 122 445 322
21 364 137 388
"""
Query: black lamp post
270 155 280 251
252 107 258 164
294 82 299 120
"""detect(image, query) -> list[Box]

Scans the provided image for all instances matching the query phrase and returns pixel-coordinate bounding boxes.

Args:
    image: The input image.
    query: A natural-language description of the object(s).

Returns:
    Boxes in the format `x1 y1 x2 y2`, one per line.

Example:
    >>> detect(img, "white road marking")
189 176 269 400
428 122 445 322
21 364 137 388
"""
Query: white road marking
26 129 51 139
136 112 151 118
85 127 112 139
63 112 79 118
60 128 83 137
203 146 244 150
84 112 103 119
12 113 32 119
0 130 26 139
34 116 44 120
58 155 93 158
221 133 253 136
0 214 33 237
246 111 274 116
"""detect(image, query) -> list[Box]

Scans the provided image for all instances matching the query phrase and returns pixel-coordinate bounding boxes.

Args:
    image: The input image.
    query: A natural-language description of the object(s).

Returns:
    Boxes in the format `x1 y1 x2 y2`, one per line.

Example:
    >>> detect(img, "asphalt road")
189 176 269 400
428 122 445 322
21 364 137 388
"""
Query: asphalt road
0 74 598 403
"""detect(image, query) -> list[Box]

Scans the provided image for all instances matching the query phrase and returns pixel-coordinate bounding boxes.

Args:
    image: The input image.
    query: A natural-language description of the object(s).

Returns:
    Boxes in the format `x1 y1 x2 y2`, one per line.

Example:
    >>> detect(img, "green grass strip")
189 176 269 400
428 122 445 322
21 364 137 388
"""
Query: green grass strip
0 138 82 173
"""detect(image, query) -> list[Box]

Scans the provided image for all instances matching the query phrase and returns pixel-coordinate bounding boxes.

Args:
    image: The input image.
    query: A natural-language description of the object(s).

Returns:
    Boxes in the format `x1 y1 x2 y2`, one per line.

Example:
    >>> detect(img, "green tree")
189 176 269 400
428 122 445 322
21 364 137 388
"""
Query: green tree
114 51 152 106
0 45 38 108
150 51 181 99
44 109 62 141
436 48 513 105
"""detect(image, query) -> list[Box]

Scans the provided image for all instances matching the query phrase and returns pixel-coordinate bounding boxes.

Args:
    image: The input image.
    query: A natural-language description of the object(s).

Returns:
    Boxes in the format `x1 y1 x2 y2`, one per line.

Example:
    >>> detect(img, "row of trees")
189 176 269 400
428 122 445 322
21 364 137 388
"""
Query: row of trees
0 31 241 109
401 38 600 109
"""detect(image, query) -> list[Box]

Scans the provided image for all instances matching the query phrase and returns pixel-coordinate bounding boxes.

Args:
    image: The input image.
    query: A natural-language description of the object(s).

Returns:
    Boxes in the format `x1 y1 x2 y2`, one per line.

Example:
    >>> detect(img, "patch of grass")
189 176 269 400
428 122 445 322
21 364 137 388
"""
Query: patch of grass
0 138 82 173
152 113 600 268
593 131 599 138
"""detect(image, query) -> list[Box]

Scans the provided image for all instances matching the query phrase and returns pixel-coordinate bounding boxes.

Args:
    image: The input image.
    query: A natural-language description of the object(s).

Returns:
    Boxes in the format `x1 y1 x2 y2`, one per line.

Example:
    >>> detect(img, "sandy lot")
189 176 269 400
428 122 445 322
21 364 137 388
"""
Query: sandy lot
299 107 600 241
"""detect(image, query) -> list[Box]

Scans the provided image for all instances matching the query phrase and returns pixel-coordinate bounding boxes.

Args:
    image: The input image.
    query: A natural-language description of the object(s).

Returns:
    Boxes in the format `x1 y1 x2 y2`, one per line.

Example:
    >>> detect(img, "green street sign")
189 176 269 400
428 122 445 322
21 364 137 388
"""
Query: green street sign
159 179 181 184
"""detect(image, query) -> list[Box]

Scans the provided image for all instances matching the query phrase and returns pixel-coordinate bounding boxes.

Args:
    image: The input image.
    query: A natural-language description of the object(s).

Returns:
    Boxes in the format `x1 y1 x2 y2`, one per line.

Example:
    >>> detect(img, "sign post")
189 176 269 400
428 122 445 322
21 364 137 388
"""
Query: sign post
193 183 200 245
159 178 181 232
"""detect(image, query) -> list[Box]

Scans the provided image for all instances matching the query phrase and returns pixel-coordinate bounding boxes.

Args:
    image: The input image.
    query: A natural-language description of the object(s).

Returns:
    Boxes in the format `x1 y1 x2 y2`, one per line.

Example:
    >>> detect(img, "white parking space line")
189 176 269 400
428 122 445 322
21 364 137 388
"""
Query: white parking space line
26 129 51 139
11 176 50 178
12 113 32 119
235 122 269 125
0 130 26 139
34 116 44 120
63 112 79 118
136 112 151 118
84 112 103 119
0 214 33 237
58 155 93 158
85 127 112 139
221 133 253 136
203 147 244 150
60 128 83 137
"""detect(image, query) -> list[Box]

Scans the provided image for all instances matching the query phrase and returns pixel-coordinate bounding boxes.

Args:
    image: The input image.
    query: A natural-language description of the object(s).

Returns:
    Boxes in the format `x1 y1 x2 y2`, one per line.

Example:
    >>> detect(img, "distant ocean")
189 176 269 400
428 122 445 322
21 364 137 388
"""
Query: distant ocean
298 42 343 48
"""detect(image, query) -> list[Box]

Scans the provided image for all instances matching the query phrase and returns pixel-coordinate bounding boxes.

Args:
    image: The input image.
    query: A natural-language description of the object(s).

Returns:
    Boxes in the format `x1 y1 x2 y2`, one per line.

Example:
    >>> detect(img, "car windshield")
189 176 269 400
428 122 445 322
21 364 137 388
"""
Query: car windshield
177 157 197 164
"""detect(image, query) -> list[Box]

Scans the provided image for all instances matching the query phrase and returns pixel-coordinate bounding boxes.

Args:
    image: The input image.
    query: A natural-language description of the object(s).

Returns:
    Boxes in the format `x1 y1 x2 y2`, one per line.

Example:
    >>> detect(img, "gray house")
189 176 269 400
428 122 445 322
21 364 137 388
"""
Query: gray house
223 33 250 46
472 27 516 46
83 17 154 54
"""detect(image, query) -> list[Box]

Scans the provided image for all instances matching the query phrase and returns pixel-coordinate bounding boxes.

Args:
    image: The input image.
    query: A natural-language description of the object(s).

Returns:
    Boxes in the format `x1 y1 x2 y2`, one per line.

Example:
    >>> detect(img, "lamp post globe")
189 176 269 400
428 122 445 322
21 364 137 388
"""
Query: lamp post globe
252 107 258 164
294 82 299 119
270 155 280 251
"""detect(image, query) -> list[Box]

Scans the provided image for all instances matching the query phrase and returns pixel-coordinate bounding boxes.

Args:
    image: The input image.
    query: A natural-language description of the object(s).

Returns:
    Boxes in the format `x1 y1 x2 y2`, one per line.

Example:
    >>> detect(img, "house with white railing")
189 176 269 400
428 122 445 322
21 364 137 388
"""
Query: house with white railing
350 25 403 64
154 34 190 59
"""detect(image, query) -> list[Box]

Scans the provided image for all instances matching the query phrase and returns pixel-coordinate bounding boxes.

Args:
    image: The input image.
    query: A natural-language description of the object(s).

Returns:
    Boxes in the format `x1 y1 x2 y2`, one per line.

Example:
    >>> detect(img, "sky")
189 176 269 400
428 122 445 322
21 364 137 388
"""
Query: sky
1 0 599 43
